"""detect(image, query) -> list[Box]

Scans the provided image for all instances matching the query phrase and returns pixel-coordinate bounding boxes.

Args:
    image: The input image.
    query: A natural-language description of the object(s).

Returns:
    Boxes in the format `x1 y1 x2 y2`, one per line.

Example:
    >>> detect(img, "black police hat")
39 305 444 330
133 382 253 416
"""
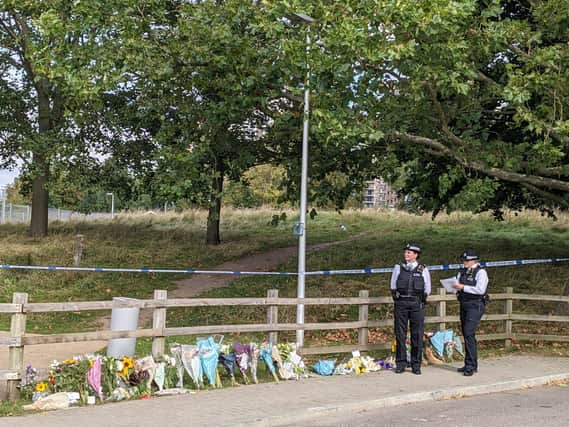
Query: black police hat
460 250 480 261
404 243 421 253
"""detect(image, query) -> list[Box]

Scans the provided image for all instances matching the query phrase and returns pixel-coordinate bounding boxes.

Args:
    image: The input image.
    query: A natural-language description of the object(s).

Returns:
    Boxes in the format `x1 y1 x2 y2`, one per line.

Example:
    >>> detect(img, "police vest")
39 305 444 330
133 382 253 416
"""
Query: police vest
395 263 425 296
457 266 487 302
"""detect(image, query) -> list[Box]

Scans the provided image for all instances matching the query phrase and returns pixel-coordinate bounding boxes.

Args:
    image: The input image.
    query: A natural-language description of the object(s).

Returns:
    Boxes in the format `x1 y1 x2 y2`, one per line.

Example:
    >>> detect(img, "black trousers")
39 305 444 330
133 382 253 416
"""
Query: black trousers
394 298 424 369
460 299 485 370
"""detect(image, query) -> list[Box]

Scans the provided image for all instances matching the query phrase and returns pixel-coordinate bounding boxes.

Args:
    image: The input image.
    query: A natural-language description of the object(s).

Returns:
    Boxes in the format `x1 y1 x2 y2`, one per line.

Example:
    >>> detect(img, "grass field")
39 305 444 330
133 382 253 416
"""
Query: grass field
1 208 569 354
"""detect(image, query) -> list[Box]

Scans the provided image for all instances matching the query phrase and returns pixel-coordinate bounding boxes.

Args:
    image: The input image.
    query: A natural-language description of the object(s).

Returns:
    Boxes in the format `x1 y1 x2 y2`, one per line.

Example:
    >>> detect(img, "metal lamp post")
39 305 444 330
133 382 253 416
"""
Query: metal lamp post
106 192 114 219
288 12 315 348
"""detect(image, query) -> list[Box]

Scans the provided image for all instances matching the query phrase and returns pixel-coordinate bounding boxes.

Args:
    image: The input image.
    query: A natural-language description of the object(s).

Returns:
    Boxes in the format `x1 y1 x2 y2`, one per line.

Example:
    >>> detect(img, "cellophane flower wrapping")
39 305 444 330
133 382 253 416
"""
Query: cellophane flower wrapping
87 357 103 400
197 336 223 387
181 345 203 388
259 342 279 382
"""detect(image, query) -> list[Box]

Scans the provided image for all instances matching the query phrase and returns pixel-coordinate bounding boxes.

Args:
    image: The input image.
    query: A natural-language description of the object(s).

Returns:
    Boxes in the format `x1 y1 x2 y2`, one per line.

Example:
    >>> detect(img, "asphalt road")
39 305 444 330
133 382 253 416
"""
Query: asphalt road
298 385 569 427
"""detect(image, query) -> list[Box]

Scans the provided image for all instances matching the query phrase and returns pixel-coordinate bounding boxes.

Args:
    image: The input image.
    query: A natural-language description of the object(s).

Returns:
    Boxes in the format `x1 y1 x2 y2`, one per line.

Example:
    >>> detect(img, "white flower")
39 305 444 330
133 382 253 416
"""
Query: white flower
164 355 176 367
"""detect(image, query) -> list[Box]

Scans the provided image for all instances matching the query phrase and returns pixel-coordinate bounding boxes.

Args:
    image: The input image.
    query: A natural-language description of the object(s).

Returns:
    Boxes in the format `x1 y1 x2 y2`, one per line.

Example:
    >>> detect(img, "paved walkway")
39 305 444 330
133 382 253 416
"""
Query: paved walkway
0 333 106 370
3 355 569 426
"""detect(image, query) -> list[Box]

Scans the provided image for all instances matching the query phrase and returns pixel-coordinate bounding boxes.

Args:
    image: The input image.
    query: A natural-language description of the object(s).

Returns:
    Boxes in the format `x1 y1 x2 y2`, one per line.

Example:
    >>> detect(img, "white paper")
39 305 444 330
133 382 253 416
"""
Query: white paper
289 351 302 365
440 277 459 294
351 350 361 358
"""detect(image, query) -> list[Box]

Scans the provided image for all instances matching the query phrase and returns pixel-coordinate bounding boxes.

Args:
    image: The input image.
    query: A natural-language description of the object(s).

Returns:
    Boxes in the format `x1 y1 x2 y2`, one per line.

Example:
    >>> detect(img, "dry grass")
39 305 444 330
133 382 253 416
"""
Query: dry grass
1 208 569 344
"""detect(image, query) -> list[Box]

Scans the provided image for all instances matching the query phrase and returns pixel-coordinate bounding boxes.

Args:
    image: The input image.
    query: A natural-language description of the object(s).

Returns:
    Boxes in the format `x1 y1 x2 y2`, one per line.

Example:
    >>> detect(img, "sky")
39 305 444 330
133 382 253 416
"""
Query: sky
0 168 19 186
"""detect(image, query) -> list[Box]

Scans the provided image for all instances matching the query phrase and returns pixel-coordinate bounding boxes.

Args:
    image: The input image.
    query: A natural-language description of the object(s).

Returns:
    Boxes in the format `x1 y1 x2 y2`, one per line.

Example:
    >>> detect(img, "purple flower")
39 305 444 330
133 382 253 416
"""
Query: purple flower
375 359 394 370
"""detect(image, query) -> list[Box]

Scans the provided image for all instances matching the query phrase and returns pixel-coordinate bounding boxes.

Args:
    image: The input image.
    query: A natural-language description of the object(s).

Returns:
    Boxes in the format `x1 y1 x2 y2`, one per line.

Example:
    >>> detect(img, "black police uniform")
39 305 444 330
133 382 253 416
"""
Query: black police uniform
393 262 426 373
457 264 488 374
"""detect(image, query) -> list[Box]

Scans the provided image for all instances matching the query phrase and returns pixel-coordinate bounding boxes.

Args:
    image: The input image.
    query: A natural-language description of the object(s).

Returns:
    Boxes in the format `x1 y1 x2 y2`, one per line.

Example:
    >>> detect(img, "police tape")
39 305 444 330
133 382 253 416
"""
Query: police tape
307 258 569 276
0 257 568 276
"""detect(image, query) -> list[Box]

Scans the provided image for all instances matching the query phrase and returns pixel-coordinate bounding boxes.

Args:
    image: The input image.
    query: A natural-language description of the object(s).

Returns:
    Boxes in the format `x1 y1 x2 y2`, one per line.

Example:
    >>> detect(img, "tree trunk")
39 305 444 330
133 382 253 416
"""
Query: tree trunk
30 80 51 237
206 159 224 245
30 173 49 237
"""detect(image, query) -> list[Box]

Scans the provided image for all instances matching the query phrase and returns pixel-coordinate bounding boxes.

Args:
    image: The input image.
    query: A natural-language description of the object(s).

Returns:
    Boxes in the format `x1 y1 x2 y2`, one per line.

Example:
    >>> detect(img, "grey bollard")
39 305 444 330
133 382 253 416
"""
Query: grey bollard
107 297 140 358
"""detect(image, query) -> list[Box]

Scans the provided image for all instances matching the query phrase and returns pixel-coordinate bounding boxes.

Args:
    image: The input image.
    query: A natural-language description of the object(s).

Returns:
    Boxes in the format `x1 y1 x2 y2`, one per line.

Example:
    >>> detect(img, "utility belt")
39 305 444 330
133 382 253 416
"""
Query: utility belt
458 292 489 305
398 293 422 298
393 290 425 303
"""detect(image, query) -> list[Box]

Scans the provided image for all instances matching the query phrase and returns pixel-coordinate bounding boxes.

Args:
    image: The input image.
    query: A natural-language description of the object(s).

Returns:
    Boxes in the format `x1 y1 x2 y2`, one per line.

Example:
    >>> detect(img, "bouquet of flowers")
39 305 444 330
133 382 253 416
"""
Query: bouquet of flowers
333 353 381 375
232 342 258 384
259 342 279 382
197 335 223 388
426 330 464 364
276 343 306 380
376 358 395 370
218 345 238 386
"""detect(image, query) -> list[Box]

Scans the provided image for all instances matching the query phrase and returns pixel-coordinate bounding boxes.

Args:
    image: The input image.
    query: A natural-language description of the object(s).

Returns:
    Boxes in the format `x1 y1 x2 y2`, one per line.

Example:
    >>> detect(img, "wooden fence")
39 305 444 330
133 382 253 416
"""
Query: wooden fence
2 286 569 400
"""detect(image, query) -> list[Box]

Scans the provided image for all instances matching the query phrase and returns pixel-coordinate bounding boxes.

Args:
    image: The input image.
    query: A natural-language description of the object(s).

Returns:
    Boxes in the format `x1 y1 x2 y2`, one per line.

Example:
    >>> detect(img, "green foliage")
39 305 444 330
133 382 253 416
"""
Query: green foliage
0 0 156 234
243 165 288 207
269 212 288 227
3 0 569 237
4 179 30 205
0 401 25 417
223 180 259 208
447 178 500 212
281 0 569 215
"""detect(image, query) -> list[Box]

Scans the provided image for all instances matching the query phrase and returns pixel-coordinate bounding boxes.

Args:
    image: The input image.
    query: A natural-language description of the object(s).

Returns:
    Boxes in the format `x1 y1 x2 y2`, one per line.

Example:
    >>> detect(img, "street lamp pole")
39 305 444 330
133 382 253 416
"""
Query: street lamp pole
106 192 114 219
291 13 314 348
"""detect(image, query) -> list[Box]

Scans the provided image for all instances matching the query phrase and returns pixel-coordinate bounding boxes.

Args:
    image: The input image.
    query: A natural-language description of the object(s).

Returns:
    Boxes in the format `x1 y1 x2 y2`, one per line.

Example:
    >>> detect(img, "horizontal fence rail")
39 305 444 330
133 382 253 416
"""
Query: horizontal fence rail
2 287 569 400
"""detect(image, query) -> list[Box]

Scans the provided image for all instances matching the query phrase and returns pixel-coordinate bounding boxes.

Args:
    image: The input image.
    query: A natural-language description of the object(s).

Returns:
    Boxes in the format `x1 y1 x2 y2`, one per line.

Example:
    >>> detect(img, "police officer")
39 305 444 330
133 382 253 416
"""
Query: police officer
452 250 489 376
390 243 431 375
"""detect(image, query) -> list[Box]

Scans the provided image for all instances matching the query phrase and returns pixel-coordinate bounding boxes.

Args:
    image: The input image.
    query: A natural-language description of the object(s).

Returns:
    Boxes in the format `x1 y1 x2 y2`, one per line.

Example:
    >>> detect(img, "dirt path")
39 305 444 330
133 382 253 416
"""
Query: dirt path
170 239 350 298
136 236 364 324
1 234 363 374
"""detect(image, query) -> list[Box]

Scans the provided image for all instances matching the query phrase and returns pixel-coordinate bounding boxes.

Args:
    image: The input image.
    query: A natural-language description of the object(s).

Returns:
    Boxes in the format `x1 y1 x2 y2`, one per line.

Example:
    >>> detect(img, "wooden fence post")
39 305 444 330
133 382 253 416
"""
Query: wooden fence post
504 287 513 349
7 292 28 401
436 288 447 331
152 290 167 360
358 290 369 347
73 234 85 266
267 289 279 344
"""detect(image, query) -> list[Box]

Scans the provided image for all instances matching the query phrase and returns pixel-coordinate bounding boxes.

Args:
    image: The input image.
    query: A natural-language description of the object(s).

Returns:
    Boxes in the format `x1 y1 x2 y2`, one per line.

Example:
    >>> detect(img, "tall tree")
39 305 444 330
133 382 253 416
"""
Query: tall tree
133 0 287 244
276 0 569 215
0 0 141 235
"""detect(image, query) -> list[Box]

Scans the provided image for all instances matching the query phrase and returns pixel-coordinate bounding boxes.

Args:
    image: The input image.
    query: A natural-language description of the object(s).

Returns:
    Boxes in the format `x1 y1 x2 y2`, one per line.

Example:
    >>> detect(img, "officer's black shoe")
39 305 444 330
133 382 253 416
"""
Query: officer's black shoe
412 368 421 375
395 366 405 374
463 369 475 376
457 366 477 373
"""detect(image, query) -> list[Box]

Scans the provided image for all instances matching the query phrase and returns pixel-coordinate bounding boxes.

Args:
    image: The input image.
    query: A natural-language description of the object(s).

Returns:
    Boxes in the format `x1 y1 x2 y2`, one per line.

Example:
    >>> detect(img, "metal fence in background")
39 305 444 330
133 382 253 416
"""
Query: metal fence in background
0 201 113 224
0 202 31 224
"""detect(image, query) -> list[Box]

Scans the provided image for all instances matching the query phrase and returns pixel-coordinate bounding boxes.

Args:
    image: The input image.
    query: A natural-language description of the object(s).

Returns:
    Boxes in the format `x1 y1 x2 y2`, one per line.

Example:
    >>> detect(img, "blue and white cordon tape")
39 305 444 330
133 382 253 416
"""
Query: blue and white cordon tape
0 258 568 276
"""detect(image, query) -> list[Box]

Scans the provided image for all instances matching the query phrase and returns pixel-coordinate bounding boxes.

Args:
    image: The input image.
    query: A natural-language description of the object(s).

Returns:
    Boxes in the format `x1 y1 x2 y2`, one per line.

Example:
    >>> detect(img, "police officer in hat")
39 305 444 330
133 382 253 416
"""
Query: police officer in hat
452 249 489 376
390 243 431 375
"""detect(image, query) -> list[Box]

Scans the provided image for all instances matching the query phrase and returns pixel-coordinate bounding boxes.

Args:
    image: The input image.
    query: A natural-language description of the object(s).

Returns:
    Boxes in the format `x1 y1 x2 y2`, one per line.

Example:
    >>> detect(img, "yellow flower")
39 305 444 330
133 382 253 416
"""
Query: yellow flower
35 382 47 392
63 358 76 365
122 357 134 370
88 359 94 369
